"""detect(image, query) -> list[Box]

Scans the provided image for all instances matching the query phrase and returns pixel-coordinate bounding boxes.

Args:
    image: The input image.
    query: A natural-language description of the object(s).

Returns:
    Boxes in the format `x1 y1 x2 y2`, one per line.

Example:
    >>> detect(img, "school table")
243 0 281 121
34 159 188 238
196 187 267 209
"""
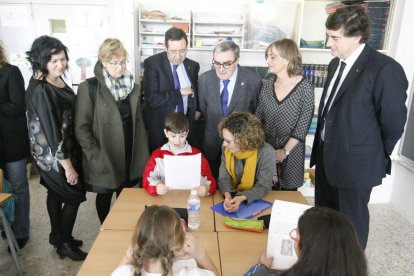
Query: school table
101 188 215 232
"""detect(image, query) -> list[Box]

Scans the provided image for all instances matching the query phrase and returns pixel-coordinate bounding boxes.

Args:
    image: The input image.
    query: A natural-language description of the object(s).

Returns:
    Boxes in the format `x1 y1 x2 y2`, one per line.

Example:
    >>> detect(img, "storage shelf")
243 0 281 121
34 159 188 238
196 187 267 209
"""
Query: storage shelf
140 19 190 24
194 33 243 37
141 31 190 36
194 21 244 25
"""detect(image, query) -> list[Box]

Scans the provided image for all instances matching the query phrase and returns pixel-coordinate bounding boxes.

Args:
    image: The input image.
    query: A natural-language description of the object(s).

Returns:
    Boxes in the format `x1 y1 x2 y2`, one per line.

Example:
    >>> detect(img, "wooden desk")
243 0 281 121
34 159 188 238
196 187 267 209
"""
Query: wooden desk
0 193 12 205
218 231 267 275
101 188 215 232
213 191 309 232
78 230 221 276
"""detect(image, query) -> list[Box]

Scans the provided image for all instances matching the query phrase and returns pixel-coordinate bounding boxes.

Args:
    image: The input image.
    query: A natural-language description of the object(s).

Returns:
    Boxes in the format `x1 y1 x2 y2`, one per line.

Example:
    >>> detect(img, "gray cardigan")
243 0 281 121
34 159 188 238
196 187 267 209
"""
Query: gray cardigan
218 142 276 204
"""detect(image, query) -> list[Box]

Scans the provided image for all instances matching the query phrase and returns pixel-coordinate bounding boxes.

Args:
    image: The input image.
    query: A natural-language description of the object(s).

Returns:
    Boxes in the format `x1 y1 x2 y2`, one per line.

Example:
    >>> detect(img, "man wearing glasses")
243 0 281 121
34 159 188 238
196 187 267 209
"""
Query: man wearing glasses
198 40 262 178
143 27 200 152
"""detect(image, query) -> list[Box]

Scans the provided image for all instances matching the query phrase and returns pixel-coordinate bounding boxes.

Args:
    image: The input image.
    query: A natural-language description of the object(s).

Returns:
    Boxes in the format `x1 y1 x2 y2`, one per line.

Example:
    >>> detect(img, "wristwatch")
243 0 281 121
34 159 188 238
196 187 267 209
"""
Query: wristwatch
283 149 290 156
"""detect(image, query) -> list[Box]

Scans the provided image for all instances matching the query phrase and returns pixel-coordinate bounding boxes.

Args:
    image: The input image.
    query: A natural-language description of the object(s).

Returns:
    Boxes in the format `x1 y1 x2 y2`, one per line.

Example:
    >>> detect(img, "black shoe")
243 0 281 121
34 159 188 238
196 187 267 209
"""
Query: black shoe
49 234 83 247
57 242 88 261
1 231 5 239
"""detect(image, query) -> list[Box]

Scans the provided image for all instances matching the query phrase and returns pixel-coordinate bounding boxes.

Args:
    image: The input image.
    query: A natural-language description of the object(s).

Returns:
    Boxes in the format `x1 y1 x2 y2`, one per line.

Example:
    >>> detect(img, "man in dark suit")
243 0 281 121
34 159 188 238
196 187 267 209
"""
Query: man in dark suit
143 27 200 152
199 41 262 178
310 5 408 249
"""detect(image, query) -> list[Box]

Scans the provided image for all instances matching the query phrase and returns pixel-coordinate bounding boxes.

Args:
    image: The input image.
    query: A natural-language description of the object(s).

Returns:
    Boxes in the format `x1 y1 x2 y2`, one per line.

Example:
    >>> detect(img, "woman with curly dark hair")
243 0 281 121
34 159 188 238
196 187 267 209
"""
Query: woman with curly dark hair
217 112 275 213
25 35 87 260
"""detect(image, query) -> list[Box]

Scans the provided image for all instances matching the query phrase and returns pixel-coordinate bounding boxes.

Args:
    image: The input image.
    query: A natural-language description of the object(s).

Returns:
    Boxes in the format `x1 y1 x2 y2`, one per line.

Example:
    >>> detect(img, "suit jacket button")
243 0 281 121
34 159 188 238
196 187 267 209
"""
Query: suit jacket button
106 123 110 127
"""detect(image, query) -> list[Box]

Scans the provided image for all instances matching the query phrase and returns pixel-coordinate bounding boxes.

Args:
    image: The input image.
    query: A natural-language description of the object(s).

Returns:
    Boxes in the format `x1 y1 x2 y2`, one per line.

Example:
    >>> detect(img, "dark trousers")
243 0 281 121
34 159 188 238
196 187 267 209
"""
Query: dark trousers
207 150 222 180
315 143 372 249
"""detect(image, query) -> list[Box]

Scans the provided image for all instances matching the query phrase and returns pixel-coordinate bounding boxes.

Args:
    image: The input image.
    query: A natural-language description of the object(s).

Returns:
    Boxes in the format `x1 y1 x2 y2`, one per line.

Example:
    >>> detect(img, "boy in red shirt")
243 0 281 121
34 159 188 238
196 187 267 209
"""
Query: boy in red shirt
143 112 216 196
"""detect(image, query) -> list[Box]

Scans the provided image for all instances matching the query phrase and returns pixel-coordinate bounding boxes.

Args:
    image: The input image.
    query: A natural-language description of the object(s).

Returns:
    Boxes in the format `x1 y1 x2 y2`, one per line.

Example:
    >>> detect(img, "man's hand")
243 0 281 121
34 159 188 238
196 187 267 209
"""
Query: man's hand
180 87 194 97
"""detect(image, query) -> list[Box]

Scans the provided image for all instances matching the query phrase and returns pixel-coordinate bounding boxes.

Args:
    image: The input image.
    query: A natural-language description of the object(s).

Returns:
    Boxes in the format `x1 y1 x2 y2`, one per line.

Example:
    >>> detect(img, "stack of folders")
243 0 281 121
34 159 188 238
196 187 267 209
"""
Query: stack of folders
302 64 328 88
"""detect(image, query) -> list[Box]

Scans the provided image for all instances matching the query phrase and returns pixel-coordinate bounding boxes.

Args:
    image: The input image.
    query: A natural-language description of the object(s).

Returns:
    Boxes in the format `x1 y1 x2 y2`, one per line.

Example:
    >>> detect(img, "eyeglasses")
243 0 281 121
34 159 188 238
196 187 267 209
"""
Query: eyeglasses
212 59 237 69
223 138 235 145
107 59 128 68
167 49 187 55
289 228 299 242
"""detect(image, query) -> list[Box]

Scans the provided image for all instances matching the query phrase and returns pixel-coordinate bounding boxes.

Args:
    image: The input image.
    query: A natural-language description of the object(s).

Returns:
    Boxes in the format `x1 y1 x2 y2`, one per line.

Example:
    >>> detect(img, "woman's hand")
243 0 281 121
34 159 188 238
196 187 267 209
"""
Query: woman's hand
223 194 246 213
59 159 78 185
276 149 286 163
65 167 79 185
258 251 274 269
156 183 171 195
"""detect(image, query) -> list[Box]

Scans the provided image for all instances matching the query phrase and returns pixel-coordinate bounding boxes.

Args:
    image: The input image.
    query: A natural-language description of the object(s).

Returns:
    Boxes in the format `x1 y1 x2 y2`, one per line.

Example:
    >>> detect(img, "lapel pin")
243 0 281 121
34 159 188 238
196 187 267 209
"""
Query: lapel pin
356 69 360 72
241 82 245 86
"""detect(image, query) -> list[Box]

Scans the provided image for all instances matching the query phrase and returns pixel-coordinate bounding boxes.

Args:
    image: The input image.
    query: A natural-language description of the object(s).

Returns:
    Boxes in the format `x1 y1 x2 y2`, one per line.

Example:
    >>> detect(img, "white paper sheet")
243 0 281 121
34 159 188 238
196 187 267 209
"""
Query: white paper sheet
266 200 311 270
164 153 201 189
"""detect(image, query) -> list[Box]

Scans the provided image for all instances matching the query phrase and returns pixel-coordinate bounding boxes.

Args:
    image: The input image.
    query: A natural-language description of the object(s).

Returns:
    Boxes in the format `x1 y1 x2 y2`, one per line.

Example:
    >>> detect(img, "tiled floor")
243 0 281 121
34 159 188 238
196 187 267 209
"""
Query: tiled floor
1 174 414 275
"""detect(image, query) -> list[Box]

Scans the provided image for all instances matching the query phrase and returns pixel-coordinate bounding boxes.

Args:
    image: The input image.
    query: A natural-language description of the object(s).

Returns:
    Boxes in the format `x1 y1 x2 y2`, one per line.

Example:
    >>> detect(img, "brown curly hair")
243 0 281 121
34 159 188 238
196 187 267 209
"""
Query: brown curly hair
218 112 265 151
132 205 185 276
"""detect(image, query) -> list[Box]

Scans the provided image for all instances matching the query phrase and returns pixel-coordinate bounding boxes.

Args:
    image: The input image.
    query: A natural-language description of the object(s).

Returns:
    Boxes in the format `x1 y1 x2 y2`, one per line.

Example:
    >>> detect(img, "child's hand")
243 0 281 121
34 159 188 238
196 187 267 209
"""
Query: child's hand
156 183 171 195
196 184 209 196
184 232 206 260
258 251 274 268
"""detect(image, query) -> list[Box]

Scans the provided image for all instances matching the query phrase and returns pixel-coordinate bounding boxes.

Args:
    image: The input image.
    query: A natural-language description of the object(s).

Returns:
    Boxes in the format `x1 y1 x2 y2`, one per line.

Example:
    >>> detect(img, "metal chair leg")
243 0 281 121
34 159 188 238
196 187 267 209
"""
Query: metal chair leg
0 208 24 275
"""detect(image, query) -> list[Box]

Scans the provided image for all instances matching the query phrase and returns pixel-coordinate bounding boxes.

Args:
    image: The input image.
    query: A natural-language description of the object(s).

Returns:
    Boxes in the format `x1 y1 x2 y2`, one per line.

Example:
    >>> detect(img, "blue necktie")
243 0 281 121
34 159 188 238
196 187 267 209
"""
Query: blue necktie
173 64 184 113
221 80 230 116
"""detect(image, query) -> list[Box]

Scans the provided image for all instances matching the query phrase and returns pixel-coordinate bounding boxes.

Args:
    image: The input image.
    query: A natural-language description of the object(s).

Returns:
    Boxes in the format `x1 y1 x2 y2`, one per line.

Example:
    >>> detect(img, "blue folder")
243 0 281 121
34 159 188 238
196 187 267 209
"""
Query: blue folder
211 199 272 219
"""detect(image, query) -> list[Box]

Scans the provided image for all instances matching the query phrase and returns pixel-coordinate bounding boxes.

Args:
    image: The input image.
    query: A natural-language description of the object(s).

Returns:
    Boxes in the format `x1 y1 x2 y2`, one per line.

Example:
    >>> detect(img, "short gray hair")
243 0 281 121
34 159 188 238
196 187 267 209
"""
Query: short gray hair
213 40 240 60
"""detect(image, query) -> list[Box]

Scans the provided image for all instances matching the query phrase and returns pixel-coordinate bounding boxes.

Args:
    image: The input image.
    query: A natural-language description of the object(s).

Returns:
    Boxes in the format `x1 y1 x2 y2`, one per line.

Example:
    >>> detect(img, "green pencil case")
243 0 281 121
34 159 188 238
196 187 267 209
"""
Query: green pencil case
224 217 264 233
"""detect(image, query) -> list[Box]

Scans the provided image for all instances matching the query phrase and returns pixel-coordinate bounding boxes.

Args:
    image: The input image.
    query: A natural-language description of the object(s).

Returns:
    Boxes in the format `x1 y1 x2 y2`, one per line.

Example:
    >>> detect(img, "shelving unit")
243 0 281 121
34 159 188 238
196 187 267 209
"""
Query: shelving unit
192 12 245 48
138 8 191 47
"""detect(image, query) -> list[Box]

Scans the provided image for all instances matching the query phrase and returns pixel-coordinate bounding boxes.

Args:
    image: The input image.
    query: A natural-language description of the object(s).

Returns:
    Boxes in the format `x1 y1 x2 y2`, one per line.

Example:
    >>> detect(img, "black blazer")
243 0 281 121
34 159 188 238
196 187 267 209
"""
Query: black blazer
310 45 408 189
0 63 29 164
143 52 200 151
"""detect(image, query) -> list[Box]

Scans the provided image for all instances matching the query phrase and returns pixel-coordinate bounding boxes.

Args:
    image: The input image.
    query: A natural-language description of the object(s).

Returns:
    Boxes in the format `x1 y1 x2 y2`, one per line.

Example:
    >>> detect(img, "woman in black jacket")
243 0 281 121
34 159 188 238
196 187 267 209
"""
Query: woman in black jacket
0 40 30 249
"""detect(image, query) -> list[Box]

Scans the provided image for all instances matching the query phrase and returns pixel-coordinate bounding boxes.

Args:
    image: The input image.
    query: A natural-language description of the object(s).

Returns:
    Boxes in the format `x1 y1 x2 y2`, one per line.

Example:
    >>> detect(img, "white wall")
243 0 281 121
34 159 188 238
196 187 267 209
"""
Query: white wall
388 0 414 224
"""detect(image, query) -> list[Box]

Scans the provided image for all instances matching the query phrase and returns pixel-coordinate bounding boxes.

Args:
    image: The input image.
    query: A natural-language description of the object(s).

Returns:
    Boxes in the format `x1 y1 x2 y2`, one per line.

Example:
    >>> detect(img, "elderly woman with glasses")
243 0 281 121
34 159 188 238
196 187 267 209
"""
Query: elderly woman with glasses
75 38 149 224
245 207 368 276
218 112 275 212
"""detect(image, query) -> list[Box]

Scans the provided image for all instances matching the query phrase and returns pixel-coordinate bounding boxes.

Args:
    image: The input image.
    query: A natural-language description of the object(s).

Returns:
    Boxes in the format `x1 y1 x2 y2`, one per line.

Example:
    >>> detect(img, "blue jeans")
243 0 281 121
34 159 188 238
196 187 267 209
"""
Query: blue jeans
4 158 30 238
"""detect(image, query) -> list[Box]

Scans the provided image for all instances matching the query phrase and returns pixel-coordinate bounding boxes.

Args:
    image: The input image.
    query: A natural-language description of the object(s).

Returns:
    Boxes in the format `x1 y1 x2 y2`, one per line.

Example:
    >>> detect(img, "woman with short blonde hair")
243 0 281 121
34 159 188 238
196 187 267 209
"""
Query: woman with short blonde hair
75 38 149 224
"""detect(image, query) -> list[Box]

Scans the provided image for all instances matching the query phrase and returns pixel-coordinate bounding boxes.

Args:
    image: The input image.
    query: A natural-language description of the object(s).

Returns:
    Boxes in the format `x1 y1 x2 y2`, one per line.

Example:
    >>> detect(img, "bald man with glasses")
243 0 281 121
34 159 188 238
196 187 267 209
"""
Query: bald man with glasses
143 27 200 152
198 40 262 178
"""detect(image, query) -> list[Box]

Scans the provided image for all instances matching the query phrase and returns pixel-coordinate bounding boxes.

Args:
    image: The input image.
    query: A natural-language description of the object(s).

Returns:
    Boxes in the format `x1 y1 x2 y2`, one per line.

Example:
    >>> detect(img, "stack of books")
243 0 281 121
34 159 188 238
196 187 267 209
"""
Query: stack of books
302 64 328 88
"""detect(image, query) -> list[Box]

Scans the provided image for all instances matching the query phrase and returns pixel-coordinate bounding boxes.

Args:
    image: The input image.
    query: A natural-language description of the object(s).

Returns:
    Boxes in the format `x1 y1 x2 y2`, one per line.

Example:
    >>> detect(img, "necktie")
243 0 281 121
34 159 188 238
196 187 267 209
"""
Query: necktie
320 61 346 125
221 80 230 116
173 64 184 113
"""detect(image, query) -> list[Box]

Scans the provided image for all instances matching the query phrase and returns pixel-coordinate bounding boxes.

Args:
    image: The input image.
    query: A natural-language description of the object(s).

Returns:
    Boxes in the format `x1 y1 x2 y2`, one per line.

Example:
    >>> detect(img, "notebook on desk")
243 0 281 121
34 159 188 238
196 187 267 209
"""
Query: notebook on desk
211 199 272 219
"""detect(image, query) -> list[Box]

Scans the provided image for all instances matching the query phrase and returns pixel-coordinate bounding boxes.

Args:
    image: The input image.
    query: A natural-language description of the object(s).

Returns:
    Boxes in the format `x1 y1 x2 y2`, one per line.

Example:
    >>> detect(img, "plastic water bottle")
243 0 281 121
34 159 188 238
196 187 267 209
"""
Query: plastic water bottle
187 189 201 230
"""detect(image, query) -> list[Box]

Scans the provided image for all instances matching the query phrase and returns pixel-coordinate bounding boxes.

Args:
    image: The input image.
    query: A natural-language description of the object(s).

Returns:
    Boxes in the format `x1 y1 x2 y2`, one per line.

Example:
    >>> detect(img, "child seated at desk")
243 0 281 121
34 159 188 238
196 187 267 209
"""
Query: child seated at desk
143 112 216 196
244 207 367 276
111 205 218 276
